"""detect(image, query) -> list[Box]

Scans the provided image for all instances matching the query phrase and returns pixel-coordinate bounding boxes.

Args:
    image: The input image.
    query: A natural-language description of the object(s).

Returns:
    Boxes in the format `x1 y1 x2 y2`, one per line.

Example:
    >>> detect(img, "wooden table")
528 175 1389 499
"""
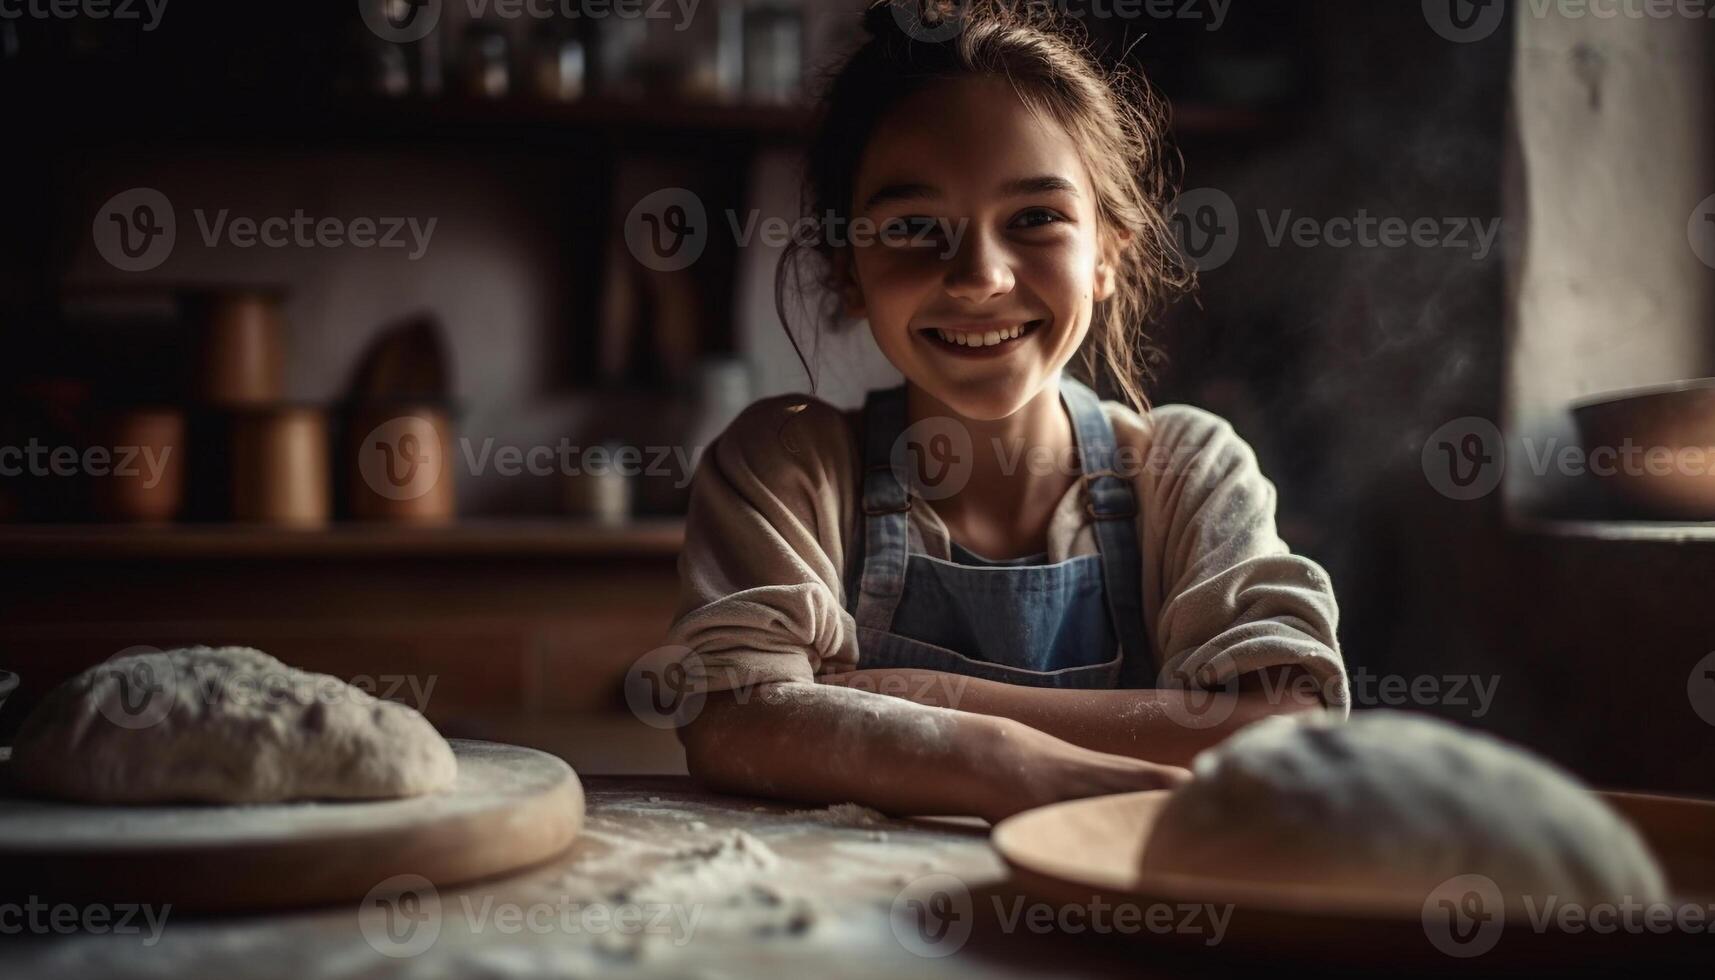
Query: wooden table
0 777 1223 980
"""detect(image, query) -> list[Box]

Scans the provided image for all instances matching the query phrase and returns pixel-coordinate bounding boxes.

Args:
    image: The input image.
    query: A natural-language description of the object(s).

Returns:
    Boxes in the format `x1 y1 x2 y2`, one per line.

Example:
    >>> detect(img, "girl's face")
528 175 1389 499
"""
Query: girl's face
846 75 1118 421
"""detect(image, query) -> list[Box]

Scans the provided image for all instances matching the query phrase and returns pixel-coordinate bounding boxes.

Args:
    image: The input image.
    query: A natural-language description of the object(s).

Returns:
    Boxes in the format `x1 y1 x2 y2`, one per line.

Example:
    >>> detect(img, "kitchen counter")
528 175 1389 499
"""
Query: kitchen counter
0 777 1213 980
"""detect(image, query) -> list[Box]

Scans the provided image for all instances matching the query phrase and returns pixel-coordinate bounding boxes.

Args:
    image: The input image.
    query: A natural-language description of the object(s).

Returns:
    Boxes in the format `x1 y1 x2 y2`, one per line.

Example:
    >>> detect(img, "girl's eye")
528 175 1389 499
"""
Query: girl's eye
1011 208 1066 230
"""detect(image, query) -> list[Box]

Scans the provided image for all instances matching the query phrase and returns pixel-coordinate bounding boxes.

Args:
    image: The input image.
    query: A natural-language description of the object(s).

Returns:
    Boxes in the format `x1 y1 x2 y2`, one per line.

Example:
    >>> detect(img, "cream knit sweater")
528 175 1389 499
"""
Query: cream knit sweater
666 391 1350 711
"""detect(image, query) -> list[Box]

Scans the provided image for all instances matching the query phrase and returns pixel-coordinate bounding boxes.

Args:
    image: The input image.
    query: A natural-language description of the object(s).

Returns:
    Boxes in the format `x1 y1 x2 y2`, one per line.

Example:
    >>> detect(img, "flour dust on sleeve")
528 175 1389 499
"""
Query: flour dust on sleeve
666 396 863 694
1127 404 1350 713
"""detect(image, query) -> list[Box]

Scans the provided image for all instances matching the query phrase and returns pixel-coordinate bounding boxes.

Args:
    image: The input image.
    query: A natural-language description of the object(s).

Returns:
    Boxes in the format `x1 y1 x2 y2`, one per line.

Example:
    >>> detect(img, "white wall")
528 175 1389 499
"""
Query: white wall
1504 11 1715 513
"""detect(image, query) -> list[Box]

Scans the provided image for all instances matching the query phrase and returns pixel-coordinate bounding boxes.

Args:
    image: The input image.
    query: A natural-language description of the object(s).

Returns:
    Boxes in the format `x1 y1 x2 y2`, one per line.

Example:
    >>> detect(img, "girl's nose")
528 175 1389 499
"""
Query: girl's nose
942 231 1015 304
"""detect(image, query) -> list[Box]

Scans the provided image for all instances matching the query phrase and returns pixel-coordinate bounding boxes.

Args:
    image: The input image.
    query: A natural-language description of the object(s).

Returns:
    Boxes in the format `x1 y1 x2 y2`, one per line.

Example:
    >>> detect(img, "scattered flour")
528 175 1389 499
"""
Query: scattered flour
587 830 817 962
783 803 890 828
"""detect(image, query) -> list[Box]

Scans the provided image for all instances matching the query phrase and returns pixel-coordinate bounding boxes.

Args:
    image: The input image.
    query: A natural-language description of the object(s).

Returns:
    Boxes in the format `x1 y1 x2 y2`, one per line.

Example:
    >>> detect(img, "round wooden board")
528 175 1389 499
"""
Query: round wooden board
992 788 1714 968
0 739 583 914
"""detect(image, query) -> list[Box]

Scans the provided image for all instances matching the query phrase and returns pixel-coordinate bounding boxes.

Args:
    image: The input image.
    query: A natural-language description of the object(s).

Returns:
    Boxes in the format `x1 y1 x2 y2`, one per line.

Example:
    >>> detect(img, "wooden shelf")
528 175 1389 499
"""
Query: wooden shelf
1509 515 1715 544
31 95 817 149
27 92 1288 150
0 519 685 561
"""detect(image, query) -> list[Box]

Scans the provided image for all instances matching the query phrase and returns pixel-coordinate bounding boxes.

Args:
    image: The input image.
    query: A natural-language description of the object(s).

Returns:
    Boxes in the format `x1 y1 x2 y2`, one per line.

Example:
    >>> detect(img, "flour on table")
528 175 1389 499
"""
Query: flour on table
575 829 817 961
783 803 890 827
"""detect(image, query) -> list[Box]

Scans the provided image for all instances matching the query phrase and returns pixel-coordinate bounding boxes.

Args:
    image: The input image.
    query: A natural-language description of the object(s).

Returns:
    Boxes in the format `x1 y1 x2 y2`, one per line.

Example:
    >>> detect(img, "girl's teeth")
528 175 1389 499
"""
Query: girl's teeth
934 324 1025 347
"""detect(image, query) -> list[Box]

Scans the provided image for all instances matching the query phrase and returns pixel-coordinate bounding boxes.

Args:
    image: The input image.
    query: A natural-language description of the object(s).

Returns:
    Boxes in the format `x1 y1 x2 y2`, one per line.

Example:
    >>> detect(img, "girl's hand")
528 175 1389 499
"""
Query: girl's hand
978 717 1192 822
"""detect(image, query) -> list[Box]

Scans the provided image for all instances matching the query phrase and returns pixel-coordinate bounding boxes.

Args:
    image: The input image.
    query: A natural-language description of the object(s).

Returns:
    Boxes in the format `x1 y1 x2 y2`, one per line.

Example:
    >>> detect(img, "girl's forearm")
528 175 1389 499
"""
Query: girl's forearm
681 682 1010 818
817 665 1325 767
679 681 1185 821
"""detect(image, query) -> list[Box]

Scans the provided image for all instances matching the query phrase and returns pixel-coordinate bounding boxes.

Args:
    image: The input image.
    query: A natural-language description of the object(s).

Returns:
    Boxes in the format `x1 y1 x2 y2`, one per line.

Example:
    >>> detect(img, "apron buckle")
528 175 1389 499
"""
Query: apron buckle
863 463 913 515
1081 469 1139 521
864 498 913 516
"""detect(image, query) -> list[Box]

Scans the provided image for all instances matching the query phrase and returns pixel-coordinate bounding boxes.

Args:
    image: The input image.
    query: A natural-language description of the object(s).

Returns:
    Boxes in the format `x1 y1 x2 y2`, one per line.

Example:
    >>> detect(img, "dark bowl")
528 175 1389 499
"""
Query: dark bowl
0 670 19 730
1572 378 1715 520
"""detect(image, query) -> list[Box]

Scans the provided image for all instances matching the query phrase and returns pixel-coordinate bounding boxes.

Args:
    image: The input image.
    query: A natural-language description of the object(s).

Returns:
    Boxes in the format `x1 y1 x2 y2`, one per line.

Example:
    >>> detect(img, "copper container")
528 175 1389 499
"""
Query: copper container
198 291 285 407
92 408 186 524
232 406 331 527
346 405 457 524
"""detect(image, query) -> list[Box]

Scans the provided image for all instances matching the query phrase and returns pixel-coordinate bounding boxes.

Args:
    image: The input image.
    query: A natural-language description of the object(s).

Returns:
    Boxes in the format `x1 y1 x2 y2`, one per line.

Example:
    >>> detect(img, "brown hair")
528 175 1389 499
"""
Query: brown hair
776 0 1194 411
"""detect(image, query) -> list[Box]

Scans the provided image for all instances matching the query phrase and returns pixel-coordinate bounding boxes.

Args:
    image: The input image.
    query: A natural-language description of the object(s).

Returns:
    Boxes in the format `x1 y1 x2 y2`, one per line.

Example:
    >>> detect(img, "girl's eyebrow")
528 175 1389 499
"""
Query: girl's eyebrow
861 174 1079 212
1001 175 1081 197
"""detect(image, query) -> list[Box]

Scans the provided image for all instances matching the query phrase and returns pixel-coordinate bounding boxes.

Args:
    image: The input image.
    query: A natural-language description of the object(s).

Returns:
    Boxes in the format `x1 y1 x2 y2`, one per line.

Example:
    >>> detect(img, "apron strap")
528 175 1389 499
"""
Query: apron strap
1058 375 1154 683
852 384 912 632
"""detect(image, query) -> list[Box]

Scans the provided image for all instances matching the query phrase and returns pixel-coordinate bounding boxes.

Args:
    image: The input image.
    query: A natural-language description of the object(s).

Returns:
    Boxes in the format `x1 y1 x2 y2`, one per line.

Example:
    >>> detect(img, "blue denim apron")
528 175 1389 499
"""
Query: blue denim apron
843 375 1153 689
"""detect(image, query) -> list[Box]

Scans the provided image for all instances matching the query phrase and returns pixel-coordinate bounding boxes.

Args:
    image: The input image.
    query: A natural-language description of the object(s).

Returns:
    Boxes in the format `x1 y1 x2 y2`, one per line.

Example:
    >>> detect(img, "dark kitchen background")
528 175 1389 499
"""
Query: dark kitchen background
1 1 1711 793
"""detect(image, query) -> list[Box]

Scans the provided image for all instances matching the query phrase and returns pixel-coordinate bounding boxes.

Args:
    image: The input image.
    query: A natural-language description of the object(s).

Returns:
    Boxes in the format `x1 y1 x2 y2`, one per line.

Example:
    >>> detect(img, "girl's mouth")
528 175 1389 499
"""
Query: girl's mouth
918 319 1046 359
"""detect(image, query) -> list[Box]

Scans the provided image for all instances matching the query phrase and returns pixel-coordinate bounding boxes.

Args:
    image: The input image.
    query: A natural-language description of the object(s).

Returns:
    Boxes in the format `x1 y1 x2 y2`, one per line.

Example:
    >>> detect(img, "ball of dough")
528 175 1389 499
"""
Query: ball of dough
1139 711 1668 905
10 646 458 804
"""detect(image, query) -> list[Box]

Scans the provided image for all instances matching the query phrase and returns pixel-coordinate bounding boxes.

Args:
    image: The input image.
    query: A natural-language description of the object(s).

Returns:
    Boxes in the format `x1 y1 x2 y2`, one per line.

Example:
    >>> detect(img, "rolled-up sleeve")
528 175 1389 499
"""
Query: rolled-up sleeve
1120 404 1351 714
665 395 862 693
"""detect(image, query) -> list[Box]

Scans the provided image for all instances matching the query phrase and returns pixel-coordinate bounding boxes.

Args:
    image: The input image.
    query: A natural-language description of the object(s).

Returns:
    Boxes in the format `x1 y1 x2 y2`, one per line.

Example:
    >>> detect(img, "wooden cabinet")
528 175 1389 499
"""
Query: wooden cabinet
0 522 684 739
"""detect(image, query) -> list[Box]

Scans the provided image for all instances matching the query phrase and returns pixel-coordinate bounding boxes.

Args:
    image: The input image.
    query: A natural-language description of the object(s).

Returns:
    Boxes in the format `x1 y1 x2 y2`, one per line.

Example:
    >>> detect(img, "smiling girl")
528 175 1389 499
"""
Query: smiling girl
666 1 1350 821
